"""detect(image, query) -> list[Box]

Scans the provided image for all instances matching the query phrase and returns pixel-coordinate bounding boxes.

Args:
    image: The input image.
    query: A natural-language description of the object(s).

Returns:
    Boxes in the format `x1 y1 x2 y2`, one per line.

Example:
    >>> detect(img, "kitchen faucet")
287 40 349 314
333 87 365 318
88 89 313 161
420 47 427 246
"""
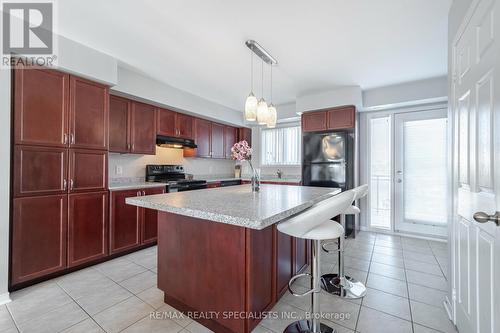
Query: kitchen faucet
277 169 283 179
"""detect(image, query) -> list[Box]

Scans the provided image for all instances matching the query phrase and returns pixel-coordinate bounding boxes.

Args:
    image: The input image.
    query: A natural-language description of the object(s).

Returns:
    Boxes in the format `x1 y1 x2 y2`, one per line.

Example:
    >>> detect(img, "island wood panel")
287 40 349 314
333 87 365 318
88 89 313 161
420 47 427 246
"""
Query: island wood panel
295 238 310 274
158 212 246 333
68 191 108 267
14 66 69 148
275 227 293 298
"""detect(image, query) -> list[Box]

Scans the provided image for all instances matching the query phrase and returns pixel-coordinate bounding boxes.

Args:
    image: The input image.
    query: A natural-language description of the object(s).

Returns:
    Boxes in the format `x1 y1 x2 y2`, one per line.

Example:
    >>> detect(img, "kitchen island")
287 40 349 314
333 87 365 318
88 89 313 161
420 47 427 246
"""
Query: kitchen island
126 184 340 333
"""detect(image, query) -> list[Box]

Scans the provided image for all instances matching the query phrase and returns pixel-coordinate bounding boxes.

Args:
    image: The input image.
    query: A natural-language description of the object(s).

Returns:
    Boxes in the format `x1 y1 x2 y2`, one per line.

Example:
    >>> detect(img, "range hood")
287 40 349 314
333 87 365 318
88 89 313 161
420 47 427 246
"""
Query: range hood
156 135 197 149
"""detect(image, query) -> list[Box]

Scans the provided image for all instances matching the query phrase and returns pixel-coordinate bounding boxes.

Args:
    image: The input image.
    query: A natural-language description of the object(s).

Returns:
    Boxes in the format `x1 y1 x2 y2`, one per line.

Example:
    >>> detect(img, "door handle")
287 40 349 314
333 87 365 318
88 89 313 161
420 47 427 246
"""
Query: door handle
63 134 68 145
70 179 74 191
70 133 75 145
473 211 500 226
396 179 402 183
63 179 67 191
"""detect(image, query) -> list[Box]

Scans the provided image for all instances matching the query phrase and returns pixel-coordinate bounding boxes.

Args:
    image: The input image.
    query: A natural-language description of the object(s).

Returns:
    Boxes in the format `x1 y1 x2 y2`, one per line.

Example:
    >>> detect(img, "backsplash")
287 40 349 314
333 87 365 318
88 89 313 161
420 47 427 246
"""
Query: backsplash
109 146 236 182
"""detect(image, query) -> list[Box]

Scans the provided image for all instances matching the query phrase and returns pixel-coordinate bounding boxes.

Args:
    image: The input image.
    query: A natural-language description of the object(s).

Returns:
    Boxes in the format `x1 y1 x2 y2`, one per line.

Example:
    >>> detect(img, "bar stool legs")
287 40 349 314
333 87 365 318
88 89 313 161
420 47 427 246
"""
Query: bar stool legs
284 240 334 333
321 215 367 299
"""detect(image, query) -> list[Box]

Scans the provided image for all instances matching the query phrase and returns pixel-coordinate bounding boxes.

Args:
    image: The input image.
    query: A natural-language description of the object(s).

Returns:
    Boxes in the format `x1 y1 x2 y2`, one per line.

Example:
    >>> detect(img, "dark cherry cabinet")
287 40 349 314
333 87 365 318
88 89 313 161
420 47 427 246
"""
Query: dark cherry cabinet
109 96 131 153
275 227 293 297
224 126 237 159
302 111 327 132
157 108 194 139
68 192 108 267
69 149 107 192
238 127 252 146
14 67 69 147
110 189 141 254
302 105 356 132
130 102 156 155
11 195 67 285
211 122 225 159
69 76 109 150
13 145 67 197
194 118 211 158
327 106 355 129
141 187 165 244
295 238 310 273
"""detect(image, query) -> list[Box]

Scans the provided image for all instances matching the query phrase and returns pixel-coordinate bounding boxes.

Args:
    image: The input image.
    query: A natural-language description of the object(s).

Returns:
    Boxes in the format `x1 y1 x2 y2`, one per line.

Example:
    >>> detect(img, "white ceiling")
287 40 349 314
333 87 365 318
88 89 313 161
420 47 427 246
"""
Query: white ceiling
57 0 451 111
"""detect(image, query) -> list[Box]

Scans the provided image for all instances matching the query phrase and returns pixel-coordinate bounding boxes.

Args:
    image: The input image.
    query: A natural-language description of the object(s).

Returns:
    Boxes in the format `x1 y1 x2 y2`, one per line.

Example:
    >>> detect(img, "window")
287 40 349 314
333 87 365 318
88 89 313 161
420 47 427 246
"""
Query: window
261 126 301 165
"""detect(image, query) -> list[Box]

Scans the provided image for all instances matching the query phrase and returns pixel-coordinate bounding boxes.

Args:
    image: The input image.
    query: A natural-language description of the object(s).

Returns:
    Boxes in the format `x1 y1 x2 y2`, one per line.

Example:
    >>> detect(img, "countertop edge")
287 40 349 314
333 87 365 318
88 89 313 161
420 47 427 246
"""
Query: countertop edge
109 182 166 191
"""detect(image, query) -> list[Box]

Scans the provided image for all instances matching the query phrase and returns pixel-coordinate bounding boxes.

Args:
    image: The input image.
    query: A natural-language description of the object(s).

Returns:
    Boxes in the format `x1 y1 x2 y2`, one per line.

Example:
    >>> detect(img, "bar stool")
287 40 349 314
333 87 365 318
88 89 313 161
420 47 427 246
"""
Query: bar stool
277 190 356 333
321 185 369 299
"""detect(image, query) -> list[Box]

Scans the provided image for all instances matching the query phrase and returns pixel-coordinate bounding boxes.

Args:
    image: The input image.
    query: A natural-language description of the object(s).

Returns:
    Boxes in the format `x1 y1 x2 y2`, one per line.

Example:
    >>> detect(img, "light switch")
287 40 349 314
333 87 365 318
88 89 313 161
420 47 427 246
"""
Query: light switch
115 165 123 175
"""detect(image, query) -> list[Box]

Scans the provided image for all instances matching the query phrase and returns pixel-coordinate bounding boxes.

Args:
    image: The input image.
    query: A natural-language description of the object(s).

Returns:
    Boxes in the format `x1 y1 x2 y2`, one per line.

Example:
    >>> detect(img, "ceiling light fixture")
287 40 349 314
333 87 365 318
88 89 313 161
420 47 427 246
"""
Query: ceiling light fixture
244 40 278 126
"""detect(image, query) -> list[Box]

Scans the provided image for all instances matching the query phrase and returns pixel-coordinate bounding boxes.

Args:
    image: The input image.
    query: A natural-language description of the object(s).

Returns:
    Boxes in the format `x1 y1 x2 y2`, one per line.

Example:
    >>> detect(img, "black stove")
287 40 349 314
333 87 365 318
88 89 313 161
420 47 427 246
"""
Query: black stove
146 165 207 192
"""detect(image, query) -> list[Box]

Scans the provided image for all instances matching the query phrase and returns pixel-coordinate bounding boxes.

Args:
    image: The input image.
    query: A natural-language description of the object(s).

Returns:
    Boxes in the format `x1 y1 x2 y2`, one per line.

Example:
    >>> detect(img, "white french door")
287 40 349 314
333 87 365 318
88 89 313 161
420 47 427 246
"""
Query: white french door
451 0 500 332
394 110 448 237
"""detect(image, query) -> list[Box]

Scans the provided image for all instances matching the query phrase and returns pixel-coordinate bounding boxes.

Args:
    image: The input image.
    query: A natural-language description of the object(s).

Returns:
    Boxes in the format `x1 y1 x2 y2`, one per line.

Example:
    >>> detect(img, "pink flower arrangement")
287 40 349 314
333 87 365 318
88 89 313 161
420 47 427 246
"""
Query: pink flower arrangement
231 140 252 161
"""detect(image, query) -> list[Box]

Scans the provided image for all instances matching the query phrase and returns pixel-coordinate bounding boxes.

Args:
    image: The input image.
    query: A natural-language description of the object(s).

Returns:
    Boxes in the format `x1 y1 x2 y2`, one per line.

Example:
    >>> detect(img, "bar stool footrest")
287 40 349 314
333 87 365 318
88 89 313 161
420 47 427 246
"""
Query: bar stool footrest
288 273 317 297
320 273 367 299
283 319 335 333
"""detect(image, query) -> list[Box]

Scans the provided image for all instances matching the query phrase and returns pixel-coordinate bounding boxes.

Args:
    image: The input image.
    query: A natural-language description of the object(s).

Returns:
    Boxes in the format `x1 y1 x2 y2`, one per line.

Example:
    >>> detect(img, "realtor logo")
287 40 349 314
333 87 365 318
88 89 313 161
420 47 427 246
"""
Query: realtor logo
2 2 53 54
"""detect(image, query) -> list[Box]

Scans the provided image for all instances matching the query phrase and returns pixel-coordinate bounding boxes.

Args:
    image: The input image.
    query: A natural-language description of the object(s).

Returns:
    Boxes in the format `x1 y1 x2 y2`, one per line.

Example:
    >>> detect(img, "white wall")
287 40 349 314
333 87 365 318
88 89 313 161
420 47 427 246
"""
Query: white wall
112 66 243 126
109 148 236 181
0 67 11 304
362 76 448 110
296 86 363 113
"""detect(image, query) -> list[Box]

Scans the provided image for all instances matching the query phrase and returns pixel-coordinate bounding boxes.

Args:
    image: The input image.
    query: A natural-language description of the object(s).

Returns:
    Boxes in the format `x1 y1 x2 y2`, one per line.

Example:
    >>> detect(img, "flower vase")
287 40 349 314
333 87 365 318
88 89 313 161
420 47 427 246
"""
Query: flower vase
248 161 260 192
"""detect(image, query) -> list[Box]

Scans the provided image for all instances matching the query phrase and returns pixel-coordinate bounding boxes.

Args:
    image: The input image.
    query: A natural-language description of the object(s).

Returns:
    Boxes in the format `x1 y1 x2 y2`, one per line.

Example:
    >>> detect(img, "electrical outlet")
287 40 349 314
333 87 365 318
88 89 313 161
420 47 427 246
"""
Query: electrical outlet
115 165 123 175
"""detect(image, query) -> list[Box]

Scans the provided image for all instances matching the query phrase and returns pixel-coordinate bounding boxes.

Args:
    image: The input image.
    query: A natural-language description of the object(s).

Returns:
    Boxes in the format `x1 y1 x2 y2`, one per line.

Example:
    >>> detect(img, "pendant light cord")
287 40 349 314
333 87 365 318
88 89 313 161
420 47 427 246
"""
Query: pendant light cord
250 52 254 93
270 65 273 103
261 59 264 98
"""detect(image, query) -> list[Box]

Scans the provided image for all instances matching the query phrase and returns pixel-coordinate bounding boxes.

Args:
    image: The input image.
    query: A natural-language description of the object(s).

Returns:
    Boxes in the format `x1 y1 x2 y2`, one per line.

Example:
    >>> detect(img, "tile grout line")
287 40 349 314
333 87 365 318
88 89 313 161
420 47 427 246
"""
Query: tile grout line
353 232 377 332
402 239 416 333
4 304 21 333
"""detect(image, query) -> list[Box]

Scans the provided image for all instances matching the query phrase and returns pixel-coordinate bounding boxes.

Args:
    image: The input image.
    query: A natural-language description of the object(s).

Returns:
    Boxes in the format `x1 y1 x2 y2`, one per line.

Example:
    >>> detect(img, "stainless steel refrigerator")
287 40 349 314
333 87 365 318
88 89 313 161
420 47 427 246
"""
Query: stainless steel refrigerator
302 130 355 234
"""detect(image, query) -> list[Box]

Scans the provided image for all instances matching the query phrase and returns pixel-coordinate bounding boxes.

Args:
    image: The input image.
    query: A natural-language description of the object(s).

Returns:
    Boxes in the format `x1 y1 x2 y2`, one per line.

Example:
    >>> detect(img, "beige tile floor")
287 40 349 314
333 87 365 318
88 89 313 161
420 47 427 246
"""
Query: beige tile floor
0 232 457 333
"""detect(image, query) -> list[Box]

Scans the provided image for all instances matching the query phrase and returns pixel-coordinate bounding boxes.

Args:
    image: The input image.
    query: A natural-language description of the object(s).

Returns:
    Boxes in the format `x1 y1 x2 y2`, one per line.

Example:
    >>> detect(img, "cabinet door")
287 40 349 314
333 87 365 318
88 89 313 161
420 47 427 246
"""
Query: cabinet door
176 114 194 139
14 66 69 147
68 192 108 267
13 146 68 197
224 126 237 159
69 76 109 150
211 122 225 159
194 118 211 158
294 238 309 273
327 106 355 130
275 227 293 298
69 149 107 192
238 127 252 146
141 187 165 244
130 102 156 155
157 108 177 137
302 111 327 132
109 96 130 153
110 189 141 254
11 195 67 285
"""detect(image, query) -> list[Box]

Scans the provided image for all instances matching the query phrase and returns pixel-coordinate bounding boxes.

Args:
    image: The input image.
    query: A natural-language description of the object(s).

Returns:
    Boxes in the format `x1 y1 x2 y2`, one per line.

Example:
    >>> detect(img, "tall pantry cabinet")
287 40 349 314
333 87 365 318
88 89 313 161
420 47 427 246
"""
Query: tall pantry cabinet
11 65 109 286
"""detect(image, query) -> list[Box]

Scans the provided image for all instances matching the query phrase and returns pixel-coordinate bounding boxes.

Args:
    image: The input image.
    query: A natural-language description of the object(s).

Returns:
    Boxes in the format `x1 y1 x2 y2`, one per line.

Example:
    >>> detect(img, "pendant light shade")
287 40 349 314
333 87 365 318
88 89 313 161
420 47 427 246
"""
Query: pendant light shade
267 104 277 128
256 98 269 125
245 92 258 121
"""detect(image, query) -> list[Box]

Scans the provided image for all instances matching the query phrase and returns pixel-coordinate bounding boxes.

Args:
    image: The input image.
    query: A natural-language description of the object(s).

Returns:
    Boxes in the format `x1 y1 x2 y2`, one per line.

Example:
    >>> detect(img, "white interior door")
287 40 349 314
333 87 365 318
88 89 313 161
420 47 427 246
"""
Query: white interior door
394 109 448 237
452 0 500 332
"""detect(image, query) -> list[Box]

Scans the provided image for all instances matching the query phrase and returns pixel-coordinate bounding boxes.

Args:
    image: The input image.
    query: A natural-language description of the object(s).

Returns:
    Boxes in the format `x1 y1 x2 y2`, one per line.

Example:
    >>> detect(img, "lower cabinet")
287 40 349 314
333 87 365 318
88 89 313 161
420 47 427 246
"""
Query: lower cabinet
68 192 108 267
12 195 68 285
110 187 164 254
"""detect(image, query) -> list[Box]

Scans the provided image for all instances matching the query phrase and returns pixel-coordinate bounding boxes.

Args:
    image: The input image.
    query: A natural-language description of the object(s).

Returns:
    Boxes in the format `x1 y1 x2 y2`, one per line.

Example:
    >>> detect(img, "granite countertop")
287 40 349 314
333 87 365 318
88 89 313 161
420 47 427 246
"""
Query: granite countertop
126 184 340 230
201 177 301 184
108 182 166 191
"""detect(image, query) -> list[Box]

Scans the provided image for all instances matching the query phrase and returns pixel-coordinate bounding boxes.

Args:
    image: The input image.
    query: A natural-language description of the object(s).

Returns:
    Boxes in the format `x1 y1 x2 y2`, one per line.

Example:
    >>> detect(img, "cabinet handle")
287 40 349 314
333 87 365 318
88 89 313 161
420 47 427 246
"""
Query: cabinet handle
63 179 67 190
70 133 75 145
63 134 68 145
142 190 146 196
127 143 131 150
70 179 74 191
131 143 135 151
137 191 141 196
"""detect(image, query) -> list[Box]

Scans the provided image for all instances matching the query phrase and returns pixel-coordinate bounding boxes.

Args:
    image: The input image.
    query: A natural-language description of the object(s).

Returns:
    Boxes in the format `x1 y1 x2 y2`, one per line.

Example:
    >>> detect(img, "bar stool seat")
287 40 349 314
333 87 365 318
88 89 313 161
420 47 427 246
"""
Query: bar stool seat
277 190 355 333
343 205 360 215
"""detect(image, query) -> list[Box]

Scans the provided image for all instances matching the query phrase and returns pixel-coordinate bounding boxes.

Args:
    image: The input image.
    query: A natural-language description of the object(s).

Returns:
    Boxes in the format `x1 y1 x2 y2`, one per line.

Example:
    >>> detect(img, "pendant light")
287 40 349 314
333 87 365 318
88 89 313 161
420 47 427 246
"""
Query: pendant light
267 64 277 128
256 59 269 125
244 52 257 121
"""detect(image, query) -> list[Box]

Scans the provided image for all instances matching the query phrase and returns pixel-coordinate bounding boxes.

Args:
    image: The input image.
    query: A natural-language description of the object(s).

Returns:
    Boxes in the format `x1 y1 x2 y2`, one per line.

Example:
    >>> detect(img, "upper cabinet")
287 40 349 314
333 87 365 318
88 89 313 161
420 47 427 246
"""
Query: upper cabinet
14 67 69 147
109 97 156 155
327 106 356 130
130 102 157 155
224 126 237 159
302 105 356 132
109 96 130 153
238 127 252 147
14 67 109 149
194 118 211 158
211 122 225 159
69 76 109 150
157 108 194 139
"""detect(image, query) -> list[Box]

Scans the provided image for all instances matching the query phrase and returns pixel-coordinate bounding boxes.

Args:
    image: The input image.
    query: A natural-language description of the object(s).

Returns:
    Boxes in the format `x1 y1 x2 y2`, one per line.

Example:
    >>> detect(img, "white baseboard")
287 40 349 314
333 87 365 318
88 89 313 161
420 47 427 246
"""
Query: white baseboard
359 225 447 242
0 292 11 305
